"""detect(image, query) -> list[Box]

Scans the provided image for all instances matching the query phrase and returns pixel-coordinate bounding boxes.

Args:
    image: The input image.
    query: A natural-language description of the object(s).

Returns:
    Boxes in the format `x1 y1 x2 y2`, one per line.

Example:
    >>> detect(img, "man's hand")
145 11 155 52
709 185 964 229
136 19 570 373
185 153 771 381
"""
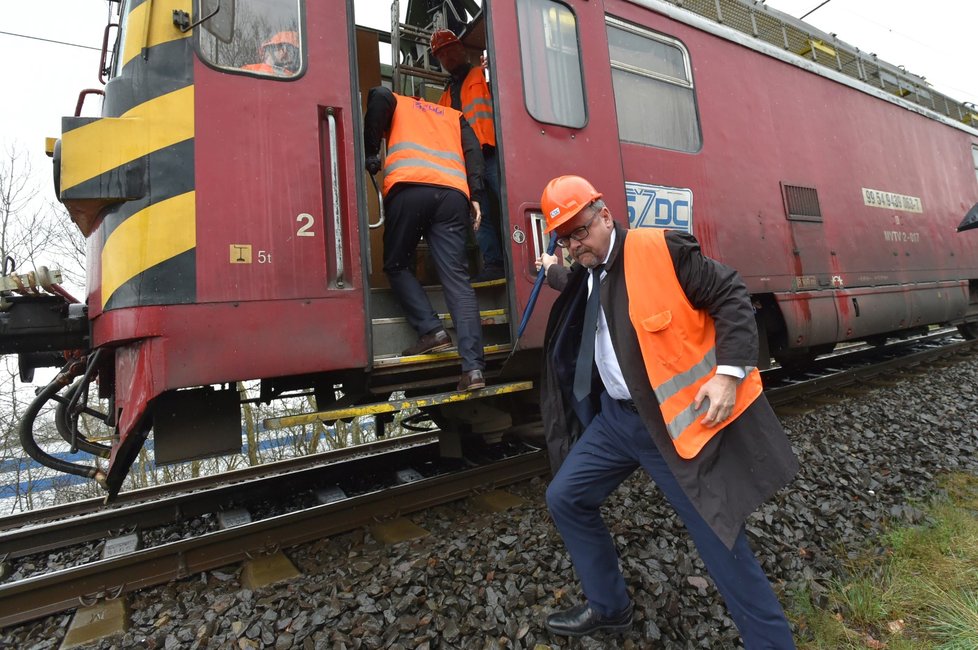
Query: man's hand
695 374 738 427
365 155 381 175
471 201 482 231
535 253 559 273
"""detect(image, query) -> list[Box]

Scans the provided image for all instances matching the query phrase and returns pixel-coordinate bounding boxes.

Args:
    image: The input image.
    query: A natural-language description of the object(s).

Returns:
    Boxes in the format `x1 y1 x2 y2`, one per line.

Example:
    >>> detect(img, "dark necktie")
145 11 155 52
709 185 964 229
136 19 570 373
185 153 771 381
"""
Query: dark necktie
573 264 604 402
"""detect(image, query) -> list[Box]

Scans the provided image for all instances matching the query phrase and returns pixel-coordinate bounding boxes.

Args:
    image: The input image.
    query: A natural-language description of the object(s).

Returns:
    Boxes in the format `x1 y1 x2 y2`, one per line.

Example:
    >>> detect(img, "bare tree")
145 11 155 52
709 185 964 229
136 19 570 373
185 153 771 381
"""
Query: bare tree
0 144 91 512
0 145 46 269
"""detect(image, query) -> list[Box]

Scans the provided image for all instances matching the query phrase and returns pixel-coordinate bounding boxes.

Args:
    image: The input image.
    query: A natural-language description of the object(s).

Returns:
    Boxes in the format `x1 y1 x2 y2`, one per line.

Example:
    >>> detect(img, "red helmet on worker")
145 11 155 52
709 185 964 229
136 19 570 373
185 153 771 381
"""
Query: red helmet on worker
430 28 461 55
541 176 603 233
259 31 300 57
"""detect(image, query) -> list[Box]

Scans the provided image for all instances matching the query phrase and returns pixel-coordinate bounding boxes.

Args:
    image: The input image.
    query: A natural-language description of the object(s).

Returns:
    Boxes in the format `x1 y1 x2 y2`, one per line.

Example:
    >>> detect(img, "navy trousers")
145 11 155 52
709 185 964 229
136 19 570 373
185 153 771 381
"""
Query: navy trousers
383 184 484 371
546 392 795 649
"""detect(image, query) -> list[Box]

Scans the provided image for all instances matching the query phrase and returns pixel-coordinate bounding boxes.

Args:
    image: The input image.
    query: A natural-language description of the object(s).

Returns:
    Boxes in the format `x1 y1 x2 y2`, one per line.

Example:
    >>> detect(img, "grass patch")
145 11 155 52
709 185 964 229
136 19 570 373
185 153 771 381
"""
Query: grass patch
790 472 978 649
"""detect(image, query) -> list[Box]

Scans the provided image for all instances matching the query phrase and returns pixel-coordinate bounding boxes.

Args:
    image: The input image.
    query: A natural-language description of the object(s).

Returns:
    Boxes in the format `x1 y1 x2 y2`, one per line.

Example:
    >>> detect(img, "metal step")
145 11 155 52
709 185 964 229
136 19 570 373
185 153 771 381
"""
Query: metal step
371 306 510 357
263 379 533 430
370 277 508 320
372 308 508 328
373 342 512 368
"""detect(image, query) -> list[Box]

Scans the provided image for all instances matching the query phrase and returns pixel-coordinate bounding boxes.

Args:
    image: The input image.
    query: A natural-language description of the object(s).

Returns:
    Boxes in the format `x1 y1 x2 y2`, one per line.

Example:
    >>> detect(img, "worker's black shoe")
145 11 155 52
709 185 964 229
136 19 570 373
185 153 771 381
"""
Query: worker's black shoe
472 265 504 283
457 369 486 391
401 329 452 356
545 601 633 637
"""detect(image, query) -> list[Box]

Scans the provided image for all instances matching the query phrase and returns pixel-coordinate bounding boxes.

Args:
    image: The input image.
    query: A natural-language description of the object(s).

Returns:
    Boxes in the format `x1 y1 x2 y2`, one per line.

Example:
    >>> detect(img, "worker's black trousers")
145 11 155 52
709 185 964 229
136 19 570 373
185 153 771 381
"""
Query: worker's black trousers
383 184 485 371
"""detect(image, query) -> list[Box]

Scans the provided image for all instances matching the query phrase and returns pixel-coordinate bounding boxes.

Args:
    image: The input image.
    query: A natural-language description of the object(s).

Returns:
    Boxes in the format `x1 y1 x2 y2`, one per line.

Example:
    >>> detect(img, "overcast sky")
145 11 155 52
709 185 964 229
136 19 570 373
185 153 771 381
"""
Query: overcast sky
2 0 975 190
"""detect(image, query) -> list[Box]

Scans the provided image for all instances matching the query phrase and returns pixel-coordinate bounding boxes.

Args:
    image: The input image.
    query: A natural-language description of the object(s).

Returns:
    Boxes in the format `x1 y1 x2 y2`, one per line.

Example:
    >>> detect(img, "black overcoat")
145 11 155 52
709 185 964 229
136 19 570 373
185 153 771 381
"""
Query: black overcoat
540 225 799 548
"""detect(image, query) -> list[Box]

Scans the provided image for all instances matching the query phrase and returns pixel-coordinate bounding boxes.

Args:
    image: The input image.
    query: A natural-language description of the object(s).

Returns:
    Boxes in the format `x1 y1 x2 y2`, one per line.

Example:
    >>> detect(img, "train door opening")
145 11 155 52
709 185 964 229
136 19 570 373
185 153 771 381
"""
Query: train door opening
352 0 629 379
354 1 515 374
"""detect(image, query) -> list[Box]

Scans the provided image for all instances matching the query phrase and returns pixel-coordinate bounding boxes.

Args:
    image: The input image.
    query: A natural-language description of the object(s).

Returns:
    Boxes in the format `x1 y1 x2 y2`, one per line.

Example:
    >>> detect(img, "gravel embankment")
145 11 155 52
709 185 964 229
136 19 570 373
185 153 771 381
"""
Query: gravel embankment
6 356 978 649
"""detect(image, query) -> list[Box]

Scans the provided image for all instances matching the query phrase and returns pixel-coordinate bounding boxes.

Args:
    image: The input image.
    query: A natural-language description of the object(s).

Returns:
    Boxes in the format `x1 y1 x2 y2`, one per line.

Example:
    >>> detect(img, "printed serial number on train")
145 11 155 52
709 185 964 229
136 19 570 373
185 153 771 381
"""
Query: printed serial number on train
883 230 921 243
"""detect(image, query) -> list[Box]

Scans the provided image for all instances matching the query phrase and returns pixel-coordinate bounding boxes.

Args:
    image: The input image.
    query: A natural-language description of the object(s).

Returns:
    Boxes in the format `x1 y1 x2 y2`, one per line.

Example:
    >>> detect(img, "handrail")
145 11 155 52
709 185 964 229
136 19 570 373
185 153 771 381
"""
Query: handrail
368 174 385 229
74 89 105 117
98 23 119 84
654 0 975 126
326 109 344 288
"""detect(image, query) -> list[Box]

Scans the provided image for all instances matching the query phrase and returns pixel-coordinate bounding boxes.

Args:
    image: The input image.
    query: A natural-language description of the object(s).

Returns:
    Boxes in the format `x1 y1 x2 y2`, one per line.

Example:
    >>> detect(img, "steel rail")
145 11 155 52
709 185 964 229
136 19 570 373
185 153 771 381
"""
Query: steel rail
0 431 440 544
0 440 441 560
0 449 548 627
765 337 978 406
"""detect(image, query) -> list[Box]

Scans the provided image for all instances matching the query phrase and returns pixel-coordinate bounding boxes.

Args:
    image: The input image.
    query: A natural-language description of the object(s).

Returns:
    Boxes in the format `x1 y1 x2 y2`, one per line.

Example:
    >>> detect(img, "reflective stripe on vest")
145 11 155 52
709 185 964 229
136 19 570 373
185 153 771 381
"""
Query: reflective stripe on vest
385 141 466 181
624 228 763 459
383 94 469 198
438 67 496 148
462 97 494 123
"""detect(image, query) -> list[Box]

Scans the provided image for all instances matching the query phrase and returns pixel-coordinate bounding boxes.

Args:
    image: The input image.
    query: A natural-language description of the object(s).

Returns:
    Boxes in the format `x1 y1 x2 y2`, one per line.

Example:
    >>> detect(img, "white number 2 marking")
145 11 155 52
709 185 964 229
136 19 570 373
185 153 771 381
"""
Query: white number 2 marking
296 213 315 237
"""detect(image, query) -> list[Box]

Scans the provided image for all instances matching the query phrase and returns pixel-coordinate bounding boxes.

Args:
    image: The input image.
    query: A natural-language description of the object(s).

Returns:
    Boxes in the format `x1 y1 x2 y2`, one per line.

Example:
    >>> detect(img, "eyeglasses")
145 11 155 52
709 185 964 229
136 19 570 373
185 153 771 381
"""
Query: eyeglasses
554 209 600 248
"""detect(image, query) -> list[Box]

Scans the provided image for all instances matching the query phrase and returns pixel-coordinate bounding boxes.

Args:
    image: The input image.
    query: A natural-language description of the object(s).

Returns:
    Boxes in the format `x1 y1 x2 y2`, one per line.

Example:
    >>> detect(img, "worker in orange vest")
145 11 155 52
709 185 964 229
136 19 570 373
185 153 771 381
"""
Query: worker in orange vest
241 31 300 77
363 86 487 391
534 176 798 646
431 29 504 282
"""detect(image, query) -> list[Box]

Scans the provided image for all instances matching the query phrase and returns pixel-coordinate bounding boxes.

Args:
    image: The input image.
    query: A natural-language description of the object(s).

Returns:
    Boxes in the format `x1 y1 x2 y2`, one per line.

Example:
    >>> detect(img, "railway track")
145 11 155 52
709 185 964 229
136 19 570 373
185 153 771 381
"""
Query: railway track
1 331 975 629
0 430 446 554
765 329 978 406
0 439 546 627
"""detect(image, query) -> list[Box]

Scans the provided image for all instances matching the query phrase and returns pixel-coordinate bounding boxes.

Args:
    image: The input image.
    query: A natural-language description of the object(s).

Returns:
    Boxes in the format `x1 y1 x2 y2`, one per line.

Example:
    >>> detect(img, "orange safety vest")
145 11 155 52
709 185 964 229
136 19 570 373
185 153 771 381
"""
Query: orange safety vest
623 229 763 459
438 67 496 148
383 94 470 199
240 63 294 77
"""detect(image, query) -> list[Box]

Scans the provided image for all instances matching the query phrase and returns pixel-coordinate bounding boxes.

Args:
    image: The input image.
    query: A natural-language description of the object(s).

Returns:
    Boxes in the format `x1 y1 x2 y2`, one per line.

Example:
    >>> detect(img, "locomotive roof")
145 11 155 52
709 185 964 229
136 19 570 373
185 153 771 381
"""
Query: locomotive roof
632 0 978 135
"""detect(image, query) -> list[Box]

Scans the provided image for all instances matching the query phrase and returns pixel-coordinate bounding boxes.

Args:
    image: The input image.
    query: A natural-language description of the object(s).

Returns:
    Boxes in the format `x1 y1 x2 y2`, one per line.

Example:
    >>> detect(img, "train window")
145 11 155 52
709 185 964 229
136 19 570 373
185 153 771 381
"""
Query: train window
606 17 701 152
516 0 587 128
197 0 304 79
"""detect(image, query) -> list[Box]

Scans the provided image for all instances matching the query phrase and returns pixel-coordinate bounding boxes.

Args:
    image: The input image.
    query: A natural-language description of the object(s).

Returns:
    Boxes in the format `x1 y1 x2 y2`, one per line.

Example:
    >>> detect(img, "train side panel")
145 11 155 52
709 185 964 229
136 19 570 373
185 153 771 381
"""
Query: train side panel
607 0 978 350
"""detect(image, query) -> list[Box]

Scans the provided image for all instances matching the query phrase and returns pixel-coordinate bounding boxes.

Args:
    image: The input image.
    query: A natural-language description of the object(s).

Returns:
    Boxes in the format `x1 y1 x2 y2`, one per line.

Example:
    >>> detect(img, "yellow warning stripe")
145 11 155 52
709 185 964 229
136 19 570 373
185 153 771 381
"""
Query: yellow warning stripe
60 85 194 191
101 191 196 306
264 381 534 430
373 343 513 367
121 0 192 69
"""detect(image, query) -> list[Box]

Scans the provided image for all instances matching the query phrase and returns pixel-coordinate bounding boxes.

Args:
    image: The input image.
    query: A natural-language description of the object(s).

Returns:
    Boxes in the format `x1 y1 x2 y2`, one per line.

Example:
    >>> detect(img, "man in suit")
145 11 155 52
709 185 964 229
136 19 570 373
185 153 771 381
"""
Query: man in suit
535 175 798 648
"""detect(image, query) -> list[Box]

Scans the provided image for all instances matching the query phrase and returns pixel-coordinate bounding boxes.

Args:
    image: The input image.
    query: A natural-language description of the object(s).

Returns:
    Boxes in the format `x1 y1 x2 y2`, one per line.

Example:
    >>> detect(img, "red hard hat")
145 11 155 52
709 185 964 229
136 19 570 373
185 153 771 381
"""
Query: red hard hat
259 31 299 56
541 176 603 233
430 28 461 55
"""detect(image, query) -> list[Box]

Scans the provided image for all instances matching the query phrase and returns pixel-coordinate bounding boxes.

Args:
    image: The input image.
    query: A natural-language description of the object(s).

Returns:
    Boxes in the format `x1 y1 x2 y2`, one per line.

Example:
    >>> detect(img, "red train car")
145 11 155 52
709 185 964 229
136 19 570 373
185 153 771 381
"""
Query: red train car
3 0 977 496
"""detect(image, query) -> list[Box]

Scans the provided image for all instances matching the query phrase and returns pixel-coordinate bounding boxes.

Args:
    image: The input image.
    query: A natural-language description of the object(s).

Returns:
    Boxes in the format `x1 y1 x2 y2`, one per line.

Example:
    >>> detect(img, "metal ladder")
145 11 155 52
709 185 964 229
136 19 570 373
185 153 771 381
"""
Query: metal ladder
390 0 478 96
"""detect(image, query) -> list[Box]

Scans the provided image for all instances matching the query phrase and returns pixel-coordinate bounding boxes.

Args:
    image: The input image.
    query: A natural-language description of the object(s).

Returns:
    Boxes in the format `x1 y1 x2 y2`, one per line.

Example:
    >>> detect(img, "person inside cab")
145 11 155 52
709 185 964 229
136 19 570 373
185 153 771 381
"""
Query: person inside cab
431 28 504 282
241 30 300 77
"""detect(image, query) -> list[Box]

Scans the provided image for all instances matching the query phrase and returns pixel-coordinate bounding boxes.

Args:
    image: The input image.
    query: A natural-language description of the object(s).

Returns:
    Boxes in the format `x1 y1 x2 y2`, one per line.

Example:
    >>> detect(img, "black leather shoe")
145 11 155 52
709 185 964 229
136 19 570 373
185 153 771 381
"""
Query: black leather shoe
545 601 633 637
457 369 486 391
401 329 452 356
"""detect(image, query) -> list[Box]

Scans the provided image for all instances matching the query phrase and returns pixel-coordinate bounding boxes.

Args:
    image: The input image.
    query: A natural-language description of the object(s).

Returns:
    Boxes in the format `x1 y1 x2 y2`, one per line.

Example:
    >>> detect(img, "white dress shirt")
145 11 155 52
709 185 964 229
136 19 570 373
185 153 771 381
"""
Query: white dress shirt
587 229 746 401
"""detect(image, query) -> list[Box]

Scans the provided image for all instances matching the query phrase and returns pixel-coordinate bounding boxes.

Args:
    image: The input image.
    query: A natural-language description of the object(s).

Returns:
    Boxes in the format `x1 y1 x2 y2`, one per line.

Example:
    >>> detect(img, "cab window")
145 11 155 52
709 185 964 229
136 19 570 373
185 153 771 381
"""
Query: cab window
607 17 701 152
516 0 586 128
197 0 304 79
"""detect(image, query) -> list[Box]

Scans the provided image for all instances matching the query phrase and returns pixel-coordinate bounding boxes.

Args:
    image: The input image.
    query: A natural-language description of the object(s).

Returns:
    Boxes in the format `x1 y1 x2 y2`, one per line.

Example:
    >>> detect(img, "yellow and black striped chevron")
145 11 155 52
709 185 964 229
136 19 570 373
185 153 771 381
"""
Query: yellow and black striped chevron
59 0 195 311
